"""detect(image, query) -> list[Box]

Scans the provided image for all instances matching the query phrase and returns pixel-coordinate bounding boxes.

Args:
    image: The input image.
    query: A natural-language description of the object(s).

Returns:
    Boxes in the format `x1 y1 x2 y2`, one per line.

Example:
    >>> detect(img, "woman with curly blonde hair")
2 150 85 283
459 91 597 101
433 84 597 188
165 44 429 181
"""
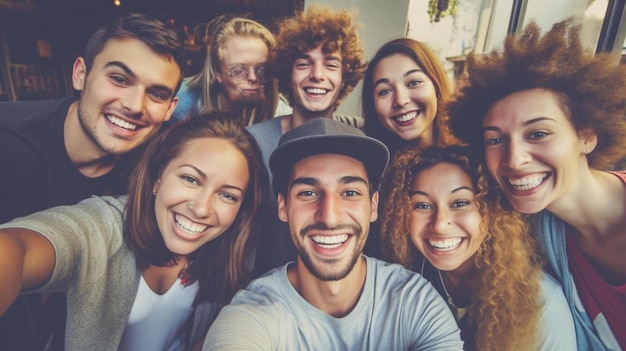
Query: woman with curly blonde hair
379 145 575 350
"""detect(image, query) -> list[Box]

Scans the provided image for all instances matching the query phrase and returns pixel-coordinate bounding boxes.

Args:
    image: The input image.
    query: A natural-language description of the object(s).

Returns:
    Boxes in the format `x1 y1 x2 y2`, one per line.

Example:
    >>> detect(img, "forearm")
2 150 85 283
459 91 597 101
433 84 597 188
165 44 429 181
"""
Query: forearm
0 228 54 315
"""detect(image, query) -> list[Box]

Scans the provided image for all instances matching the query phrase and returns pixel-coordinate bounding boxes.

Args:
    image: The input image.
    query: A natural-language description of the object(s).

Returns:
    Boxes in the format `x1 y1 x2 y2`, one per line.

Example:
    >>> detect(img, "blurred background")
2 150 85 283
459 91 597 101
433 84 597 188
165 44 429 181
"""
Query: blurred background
0 0 624 118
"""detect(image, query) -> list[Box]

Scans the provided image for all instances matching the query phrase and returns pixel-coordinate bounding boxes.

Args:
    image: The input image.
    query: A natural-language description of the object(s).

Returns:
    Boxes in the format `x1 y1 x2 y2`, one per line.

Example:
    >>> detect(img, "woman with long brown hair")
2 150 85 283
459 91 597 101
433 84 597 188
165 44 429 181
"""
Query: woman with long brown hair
0 112 269 350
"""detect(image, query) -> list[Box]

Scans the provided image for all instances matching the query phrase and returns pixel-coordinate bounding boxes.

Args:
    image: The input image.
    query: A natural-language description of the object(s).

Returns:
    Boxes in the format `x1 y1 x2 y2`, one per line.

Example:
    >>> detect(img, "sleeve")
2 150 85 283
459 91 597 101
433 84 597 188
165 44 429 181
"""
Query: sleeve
202 303 278 351
0 196 125 293
535 274 578 351
404 277 464 351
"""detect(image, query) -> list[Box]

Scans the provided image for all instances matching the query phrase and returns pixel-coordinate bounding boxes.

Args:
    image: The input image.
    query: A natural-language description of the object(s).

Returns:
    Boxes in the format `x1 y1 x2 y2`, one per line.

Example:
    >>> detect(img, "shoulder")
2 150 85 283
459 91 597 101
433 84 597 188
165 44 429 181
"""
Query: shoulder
535 272 578 350
366 257 438 299
538 272 568 308
246 117 283 149
230 265 290 306
0 98 73 129
608 170 626 183
246 116 282 133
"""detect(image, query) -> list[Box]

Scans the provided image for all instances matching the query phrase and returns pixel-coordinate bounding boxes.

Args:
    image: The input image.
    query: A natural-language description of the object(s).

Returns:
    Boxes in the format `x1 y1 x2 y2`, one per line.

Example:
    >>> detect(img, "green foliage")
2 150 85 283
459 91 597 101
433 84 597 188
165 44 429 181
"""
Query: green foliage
428 0 459 23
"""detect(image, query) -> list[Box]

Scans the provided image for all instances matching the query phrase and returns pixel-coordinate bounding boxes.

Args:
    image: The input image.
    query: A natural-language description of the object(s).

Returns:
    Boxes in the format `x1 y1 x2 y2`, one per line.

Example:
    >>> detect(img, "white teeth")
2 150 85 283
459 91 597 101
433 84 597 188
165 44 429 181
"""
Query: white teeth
311 234 349 248
507 174 547 191
175 214 208 234
428 238 462 251
394 111 417 122
107 115 138 131
305 88 328 95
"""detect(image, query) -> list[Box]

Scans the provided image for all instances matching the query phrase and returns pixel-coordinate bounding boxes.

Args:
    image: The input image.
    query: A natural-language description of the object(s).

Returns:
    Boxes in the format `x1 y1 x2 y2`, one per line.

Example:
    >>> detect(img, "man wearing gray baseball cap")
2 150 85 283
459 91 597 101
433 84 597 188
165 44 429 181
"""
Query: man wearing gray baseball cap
204 118 462 350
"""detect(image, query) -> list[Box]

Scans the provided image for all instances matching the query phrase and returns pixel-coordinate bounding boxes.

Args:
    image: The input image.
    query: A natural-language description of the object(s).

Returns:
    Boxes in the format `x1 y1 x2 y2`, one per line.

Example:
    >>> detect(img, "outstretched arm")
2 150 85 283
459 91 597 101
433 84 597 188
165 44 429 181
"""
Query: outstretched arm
0 228 55 315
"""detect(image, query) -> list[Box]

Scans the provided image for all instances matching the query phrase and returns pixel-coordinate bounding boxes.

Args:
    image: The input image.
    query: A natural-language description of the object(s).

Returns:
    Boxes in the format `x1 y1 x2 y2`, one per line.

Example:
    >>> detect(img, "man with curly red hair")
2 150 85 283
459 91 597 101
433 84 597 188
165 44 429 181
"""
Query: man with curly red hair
248 6 367 275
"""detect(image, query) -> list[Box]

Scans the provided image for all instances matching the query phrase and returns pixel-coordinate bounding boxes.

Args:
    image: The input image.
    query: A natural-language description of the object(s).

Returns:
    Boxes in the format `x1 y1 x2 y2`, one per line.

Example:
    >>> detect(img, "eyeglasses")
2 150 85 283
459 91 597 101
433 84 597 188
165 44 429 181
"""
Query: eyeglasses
224 64 269 82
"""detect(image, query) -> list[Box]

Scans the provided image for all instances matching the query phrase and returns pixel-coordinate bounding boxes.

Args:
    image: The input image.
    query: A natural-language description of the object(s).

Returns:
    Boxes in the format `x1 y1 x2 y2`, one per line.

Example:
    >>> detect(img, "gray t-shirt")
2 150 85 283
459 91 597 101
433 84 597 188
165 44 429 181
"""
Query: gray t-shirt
203 256 463 350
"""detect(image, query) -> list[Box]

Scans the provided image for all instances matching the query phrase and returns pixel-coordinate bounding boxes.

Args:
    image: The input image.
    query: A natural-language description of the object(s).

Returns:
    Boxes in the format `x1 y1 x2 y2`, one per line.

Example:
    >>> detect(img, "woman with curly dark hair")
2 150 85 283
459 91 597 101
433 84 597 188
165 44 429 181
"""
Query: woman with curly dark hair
379 145 575 350
447 19 626 350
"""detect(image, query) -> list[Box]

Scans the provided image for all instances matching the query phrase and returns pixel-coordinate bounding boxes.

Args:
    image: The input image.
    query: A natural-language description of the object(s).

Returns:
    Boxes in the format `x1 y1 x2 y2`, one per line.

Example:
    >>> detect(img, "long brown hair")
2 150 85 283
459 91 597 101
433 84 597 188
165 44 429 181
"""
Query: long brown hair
125 112 269 304
362 38 455 157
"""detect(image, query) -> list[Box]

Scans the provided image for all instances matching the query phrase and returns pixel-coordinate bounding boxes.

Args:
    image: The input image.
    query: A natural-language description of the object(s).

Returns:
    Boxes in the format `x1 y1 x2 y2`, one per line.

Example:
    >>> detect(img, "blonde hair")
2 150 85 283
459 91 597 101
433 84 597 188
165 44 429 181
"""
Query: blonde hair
186 15 279 125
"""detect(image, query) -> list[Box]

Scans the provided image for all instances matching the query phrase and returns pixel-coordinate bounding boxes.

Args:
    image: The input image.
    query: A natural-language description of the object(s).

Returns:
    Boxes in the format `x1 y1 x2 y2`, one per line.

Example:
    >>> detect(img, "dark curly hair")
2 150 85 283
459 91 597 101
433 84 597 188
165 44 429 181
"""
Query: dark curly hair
447 19 626 169
274 6 366 110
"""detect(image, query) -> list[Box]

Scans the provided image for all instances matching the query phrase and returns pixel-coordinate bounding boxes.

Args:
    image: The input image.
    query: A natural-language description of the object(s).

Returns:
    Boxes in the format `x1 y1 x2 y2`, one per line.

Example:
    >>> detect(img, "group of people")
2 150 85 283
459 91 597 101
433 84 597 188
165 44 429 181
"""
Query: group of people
0 5 623 351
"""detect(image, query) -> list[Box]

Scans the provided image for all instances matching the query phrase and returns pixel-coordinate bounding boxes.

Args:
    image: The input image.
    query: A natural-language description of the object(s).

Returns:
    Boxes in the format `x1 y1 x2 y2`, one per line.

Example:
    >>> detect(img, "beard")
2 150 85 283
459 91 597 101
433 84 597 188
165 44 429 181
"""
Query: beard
296 222 363 281
225 88 266 110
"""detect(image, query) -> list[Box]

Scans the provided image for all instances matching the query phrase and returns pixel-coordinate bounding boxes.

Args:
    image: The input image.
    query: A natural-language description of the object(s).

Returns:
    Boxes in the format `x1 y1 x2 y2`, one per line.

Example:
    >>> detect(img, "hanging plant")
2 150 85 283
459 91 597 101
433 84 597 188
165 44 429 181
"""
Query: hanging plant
428 0 458 23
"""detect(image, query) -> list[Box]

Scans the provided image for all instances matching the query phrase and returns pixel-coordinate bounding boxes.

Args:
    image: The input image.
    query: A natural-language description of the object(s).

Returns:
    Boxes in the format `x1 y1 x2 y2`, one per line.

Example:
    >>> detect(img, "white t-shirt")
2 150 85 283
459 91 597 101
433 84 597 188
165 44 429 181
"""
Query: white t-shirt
119 276 199 351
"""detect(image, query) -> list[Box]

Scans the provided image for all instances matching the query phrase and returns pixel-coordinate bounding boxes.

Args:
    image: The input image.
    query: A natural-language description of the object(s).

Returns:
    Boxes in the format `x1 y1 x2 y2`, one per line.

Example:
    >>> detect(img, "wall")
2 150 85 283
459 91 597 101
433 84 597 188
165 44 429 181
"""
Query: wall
304 0 411 117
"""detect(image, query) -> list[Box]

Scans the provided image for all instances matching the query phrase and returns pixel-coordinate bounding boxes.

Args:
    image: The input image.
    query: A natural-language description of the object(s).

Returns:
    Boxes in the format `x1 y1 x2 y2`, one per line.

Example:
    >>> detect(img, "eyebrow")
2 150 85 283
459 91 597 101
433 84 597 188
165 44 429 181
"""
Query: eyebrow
410 185 473 197
374 69 423 88
483 116 555 132
290 175 368 188
296 53 342 62
104 61 174 98
181 164 245 193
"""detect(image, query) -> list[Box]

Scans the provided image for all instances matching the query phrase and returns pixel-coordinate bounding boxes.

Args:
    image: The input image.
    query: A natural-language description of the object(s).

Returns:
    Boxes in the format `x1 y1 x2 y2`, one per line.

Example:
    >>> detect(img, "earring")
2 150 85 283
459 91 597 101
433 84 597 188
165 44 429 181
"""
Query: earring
188 201 195 209
152 189 157 195
585 148 591 155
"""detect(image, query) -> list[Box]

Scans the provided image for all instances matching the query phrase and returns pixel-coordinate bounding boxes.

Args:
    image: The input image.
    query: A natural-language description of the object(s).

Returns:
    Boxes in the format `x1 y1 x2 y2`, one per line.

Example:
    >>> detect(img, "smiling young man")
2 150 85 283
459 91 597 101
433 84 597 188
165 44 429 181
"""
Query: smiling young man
247 6 367 275
203 118 462 350
0 12 183 350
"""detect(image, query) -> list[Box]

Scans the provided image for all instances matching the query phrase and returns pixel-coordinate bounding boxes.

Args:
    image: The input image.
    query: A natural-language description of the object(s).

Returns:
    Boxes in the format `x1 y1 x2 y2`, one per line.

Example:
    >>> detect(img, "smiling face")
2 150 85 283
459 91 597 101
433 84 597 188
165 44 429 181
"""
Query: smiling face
215 35 269 108
408 162 483 273
290 43 343 119
277 153 378 281
372 53 438 144
73 37 180 156
152 137 249 256
482 88 589 214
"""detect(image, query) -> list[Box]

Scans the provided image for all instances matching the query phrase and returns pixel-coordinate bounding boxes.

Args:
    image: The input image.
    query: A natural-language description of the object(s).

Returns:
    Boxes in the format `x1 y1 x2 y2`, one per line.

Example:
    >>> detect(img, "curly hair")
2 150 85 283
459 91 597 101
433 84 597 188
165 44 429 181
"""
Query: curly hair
274 6 366 110
125 112 269 305
447 19 626 169
185 15 279 125
362 38 456 157
379 145 543 350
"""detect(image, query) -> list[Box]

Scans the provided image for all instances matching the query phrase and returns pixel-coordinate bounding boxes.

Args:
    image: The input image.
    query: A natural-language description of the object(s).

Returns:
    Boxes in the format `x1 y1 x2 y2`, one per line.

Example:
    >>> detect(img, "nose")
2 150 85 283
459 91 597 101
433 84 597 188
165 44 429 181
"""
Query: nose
309 61 326 82
431 207 452 234
316 194 340 227
121 87 145 117
392 87 410 108
246 67 258 82
504 139 531 170
189 195 215 219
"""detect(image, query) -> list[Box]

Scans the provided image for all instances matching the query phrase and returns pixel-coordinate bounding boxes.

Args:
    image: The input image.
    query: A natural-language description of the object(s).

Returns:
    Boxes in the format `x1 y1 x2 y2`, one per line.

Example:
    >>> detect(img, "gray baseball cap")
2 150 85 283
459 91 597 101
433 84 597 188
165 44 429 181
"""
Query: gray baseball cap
269 118 390 193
